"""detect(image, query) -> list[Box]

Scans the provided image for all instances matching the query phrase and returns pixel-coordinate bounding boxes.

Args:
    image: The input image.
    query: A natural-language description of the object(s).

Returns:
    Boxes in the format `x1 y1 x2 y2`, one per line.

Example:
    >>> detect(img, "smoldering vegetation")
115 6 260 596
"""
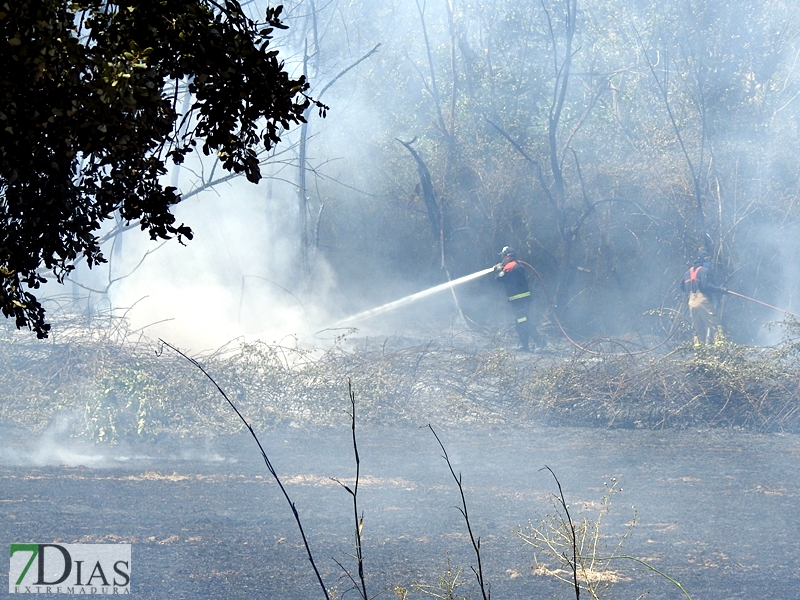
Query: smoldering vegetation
2 311 800 443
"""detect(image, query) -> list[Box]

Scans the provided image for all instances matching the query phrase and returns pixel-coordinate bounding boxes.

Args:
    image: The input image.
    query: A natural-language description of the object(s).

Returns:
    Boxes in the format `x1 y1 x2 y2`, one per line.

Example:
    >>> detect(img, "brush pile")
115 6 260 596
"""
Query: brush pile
1 313 799 441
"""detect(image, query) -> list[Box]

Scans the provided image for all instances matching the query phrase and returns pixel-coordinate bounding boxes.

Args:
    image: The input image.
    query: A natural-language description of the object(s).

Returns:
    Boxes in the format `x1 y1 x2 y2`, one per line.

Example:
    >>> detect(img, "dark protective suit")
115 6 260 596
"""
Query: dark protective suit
680 262 724 344
497 260 545 351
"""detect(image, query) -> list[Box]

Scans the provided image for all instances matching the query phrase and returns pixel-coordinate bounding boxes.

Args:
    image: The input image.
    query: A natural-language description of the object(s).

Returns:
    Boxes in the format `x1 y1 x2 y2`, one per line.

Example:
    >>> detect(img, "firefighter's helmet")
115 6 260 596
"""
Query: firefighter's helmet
499 246 516 258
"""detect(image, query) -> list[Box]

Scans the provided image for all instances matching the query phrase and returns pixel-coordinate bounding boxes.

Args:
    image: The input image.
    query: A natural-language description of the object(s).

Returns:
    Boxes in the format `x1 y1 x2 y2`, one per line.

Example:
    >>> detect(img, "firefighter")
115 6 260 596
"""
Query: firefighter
680 253 727 345
494 246 546 352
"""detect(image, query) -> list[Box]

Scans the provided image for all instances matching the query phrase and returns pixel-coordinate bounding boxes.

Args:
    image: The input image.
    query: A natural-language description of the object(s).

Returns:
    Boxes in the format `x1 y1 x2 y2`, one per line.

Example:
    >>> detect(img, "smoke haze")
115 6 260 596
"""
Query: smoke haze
36 0 799 350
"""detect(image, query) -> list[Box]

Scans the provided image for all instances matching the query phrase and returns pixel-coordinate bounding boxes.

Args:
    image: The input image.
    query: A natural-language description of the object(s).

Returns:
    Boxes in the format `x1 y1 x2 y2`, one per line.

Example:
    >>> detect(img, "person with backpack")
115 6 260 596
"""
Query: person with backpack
680 253 727 345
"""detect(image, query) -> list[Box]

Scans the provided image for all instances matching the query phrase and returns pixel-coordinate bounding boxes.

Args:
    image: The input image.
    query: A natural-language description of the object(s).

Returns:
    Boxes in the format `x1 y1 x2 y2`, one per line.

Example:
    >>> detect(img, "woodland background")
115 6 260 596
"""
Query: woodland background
231 0 800 346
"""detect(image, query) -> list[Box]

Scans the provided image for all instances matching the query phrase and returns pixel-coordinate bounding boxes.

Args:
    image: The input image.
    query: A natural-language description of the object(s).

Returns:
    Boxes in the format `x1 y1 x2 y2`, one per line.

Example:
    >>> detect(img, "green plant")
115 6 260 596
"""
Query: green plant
405 553 469 600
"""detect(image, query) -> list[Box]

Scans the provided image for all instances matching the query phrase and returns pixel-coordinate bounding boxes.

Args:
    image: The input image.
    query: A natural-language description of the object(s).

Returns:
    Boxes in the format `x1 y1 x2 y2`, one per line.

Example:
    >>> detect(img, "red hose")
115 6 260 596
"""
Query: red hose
725 290 800 319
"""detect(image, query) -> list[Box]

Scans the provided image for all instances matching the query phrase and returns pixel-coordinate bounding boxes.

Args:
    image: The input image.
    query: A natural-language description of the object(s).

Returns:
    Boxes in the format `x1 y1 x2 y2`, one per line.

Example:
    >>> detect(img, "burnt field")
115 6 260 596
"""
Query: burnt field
2 425 800 599
1 316 800 598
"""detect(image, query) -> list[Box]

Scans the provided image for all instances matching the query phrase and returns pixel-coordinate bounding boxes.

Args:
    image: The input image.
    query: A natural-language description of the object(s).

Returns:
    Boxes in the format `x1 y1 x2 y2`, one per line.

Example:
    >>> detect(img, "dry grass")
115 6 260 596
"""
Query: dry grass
1 312 799 441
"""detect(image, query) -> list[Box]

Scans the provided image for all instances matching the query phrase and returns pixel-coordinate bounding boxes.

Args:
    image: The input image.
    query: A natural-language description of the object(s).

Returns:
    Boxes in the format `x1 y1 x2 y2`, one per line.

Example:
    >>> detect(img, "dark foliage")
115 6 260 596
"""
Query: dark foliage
0 0 323 337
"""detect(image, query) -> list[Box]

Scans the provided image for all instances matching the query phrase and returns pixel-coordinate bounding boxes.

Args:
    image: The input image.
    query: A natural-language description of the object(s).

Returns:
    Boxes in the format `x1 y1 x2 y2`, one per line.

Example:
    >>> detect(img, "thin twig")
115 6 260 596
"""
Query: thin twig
542 465 580 599
427 424 489 600
331 380 368 600
600 555 693 599
157 339 330 600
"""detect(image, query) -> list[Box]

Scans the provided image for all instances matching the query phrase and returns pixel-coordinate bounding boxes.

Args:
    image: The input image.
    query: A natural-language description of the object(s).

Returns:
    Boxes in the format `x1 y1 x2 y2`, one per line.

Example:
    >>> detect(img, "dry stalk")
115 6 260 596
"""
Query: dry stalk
158 339 331 600
427 424 490 600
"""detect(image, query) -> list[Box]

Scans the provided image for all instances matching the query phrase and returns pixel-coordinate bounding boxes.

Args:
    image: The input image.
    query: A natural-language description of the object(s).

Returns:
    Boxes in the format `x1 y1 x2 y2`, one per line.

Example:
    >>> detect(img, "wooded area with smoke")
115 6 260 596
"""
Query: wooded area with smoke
274 0 800 346
5 0 799 347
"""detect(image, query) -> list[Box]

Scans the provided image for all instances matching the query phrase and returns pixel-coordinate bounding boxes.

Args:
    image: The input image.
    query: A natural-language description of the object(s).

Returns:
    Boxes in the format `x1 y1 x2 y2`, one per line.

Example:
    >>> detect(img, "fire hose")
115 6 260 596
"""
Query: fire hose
516 260 682 355
724 290 800 319
516 260 600 354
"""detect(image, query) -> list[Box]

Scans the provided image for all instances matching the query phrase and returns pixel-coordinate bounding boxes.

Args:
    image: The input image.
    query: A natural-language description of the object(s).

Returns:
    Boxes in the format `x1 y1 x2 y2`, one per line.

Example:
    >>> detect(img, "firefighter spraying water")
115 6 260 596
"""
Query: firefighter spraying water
679 253 800 346
493 246 547 352
332 245 549 353
331 245 799 352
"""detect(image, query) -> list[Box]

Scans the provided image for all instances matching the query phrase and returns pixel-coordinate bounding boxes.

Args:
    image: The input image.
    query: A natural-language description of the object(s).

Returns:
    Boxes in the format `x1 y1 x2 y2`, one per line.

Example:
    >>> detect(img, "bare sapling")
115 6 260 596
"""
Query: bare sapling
427 424 490 600
158 339 331 600
331 379 369 599
542 466 581 599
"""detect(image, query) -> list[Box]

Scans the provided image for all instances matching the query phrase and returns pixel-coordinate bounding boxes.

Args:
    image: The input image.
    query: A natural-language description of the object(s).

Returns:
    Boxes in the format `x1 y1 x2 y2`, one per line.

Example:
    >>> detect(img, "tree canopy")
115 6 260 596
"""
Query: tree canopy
0 0 322 337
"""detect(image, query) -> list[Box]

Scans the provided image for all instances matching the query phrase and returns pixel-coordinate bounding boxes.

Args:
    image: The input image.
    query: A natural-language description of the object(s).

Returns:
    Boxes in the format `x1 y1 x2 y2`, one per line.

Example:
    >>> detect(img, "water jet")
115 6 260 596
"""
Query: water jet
334 267 495 327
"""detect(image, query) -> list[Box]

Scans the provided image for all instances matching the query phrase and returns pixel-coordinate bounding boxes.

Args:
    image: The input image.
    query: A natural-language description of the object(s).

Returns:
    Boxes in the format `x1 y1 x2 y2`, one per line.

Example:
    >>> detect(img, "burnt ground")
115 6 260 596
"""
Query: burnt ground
2 423 800 599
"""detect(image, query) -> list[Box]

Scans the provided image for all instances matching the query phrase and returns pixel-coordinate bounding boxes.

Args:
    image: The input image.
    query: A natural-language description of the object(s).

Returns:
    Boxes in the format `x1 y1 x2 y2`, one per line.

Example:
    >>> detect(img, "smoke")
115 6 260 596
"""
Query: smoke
0 412 233 468
0 412 136 468
0 412 115 467
60 175 339 351
51 4 409 351
731 221 800 346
